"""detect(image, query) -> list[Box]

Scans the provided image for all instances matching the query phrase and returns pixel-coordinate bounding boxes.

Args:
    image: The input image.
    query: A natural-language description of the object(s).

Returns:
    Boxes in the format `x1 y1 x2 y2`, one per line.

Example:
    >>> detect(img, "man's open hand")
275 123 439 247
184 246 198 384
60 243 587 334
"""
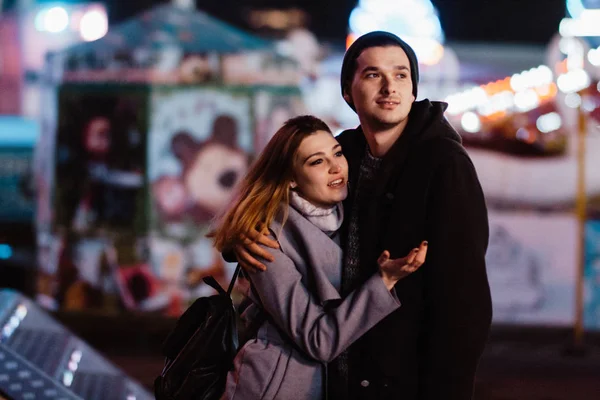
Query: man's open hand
378 241 428 290
233 227 279 272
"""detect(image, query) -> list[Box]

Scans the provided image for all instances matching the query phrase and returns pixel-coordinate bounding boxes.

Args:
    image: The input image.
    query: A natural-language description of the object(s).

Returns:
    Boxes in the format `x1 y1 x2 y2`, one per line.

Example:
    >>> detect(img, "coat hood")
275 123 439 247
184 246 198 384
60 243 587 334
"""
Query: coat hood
406 99 462 145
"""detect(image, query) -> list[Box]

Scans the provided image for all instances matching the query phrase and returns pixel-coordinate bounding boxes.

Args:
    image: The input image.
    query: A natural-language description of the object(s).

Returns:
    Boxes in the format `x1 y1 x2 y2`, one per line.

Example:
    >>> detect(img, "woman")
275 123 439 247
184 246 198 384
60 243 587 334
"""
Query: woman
211 115 426 399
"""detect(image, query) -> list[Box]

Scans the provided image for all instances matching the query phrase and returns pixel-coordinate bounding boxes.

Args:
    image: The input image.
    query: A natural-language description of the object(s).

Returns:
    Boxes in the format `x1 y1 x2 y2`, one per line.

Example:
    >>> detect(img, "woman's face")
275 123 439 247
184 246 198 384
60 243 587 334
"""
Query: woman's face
291 130 348 208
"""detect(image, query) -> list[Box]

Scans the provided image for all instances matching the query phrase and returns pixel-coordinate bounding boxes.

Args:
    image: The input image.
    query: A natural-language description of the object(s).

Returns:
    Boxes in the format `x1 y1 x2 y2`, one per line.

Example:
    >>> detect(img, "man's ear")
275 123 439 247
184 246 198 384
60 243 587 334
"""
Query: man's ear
343 91 353 107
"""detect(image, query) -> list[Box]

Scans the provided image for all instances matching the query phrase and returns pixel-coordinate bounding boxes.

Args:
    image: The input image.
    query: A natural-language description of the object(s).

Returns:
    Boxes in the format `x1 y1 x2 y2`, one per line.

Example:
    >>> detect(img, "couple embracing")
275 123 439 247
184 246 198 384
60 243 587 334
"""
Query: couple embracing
210 31 492 400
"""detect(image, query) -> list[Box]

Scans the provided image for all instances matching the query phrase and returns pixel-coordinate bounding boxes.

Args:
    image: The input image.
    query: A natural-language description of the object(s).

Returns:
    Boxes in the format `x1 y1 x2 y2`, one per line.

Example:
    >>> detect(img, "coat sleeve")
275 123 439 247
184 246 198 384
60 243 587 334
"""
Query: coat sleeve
419 152 493 400
246 247 401 363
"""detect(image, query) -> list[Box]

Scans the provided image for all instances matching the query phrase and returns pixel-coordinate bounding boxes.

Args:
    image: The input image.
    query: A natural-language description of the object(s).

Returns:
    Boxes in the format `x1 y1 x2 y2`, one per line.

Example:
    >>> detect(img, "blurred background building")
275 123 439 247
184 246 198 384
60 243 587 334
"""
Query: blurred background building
0 0 599 399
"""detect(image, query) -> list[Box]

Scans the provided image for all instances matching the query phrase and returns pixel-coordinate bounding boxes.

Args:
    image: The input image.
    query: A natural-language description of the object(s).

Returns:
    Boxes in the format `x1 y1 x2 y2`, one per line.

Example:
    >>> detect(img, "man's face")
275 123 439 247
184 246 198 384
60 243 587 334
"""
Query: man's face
345 46 415 131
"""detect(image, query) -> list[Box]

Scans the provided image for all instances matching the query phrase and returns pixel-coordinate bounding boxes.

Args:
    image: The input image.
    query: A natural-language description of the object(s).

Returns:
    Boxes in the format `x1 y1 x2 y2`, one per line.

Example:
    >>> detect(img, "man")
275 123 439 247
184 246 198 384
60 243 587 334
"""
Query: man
233 31 492 400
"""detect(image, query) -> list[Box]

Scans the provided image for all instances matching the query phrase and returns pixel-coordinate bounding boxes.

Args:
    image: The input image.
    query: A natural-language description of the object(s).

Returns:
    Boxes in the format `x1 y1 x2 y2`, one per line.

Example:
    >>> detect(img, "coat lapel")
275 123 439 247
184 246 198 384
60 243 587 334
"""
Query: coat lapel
274 207 343 304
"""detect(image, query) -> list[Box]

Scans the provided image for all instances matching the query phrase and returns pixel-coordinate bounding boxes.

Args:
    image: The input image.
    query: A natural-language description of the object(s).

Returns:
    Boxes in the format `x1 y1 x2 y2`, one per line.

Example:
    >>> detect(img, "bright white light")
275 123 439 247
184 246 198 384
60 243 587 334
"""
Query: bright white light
510 65 554 92
559 11 600 37
461 112 481 133
404 37 445 66
557 69 591 93
15 305 27 320
582 98 596 112
565 93 582 108
588 47 600 66
445 86 488 115
510 73 526 92
559 37 586 70
559 37 574 55
36 7 70 33
514 89 540 112
536 84 554 97
173 0 195 8
359 0 436 22
477 91 514 116
71 350 83 363
9 316 19 328
559 18 600 37
68 361 78 371
79 9 109 41
348 8 379 35
348 0 445 66
359 0 382 13
34 10 47 32
63 371 74 387
567 0 586 18
413 18 440 38
536 112 562 133
534 66 553 85
3 326 12 337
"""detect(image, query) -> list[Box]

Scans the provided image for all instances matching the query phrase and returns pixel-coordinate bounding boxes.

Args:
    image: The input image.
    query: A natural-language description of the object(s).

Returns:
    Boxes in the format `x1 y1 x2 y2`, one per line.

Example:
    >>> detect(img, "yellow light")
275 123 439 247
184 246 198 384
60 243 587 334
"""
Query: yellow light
421 42 444 66
346 33 358 50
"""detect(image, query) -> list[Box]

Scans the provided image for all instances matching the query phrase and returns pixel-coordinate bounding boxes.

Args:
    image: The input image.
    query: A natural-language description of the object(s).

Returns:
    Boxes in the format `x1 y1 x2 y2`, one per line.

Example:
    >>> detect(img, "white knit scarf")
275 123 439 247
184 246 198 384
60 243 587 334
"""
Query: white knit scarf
289 190 344 232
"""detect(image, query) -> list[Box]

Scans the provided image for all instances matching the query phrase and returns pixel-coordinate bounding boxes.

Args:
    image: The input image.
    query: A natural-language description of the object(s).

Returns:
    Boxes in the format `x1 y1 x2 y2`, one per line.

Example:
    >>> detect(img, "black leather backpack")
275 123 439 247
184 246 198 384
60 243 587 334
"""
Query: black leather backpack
154 265 242 400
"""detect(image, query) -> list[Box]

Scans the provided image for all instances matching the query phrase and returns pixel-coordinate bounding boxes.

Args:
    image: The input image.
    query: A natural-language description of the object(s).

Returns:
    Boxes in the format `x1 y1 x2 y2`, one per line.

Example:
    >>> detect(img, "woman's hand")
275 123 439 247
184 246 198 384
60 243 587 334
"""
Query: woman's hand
233 227 280 272
378 241 428 290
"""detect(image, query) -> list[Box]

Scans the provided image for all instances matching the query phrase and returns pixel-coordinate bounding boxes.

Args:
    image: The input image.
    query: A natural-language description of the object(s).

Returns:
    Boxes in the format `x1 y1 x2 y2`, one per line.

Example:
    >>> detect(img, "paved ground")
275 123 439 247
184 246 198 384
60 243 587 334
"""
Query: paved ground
56 314 600 400
473 341 600 400
106 345 600 400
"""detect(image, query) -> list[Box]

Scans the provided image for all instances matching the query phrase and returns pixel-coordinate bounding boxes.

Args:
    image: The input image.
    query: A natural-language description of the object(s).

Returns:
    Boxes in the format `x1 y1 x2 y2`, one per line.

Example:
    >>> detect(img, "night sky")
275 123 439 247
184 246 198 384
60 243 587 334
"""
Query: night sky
23 0 568 45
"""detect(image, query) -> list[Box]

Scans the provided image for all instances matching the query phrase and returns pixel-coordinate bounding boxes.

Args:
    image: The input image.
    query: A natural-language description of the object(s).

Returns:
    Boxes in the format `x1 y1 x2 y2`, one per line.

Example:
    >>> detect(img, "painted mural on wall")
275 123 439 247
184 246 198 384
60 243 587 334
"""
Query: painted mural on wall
38 86 257 315
486 211 578 325
147 88 252 314
38 86 149 313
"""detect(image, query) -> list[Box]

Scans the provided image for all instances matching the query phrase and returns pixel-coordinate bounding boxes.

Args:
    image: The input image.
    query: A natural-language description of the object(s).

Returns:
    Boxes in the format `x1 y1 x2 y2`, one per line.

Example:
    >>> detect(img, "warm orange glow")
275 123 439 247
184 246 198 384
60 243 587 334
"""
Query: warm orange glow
346 33 358 50
556 59 569 75
421 42 445 66
480 111 507 123
521 129 537 144
481 77 512 96
536 83 558 102
249 9 308 30
449 65 560 122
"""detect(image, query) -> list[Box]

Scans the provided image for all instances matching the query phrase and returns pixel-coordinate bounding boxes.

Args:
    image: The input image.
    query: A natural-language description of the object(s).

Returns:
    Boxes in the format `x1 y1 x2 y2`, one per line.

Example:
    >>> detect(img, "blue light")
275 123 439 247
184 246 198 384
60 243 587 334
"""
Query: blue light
0 116 40 148
567 0 600 18
0 244 13 260
566 0 586 18
34 6 69 33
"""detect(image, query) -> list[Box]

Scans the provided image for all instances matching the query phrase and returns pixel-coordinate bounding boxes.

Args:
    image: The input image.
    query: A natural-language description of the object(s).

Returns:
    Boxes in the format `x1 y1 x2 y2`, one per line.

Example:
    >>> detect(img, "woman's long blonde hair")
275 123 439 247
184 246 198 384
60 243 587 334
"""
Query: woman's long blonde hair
211 115 332 252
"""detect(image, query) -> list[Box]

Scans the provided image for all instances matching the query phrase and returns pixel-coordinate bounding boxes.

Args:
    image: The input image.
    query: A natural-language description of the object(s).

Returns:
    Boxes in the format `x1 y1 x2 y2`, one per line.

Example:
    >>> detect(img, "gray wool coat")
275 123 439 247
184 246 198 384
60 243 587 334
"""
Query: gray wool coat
222 205 401 400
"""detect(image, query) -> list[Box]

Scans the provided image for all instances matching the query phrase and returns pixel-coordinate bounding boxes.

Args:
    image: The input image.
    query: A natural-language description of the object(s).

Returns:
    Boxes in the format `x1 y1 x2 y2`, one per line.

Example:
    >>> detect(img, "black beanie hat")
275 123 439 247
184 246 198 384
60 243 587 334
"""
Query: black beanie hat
341 31 420 111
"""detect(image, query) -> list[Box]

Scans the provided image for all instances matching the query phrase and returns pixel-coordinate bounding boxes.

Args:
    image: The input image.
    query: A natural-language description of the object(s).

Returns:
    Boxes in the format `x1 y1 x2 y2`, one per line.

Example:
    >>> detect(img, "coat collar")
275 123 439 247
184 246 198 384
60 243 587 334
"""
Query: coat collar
272 206 343 304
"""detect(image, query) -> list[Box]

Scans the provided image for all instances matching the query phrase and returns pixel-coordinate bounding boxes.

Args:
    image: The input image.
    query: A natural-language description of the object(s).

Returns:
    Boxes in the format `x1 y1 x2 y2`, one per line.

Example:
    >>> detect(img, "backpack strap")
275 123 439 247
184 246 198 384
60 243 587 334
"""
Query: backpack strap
202 264 242 297
227 264 242 296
